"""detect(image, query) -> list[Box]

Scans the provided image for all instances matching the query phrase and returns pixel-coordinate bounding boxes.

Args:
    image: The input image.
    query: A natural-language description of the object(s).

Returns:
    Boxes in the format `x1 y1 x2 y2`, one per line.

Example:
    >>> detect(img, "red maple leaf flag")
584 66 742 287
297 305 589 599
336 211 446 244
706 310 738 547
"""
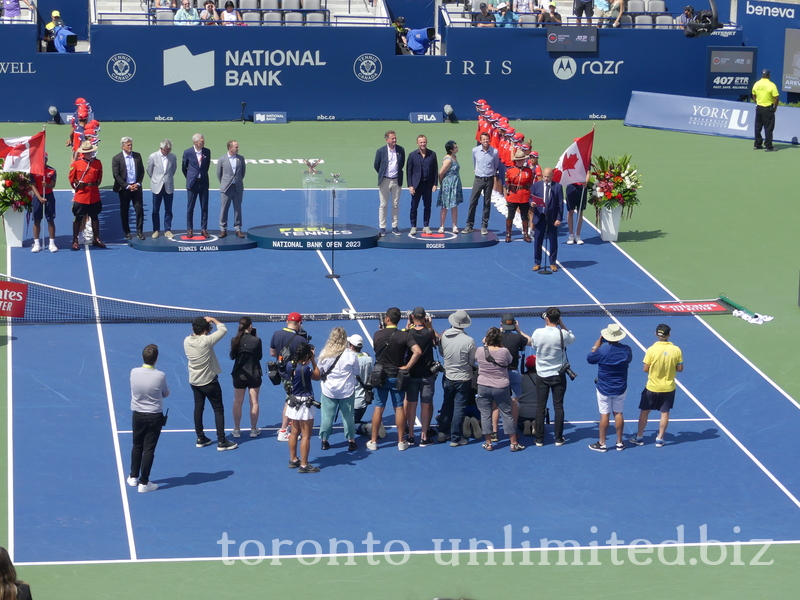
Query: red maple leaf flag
0 131 46 178
552 128 594 187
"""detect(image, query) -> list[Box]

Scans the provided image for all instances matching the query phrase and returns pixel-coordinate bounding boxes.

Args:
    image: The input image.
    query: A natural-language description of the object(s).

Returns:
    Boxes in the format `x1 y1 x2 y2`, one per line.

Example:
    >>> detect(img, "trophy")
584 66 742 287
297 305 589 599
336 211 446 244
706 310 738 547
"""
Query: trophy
302 159 321 175
329 172 342 183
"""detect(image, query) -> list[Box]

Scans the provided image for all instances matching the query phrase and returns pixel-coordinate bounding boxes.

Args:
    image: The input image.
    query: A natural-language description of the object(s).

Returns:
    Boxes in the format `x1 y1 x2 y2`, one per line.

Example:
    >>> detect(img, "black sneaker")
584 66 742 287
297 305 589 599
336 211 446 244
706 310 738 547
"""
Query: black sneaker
288 458 301 468
217 439 238 452
588 442 608 452
419 437 433 446
490 432 499 443
348 440 357 451
555 437 566 446
406 434 415 446
196 436 213 448
298 464 320 473
321 440 331 450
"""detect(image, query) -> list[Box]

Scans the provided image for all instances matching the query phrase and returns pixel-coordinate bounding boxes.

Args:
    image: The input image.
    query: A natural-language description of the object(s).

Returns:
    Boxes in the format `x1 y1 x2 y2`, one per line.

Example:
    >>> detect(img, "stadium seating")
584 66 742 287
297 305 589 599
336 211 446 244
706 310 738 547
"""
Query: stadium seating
304 0 322 10
647 0 666 12
306 12 326 24
154 9 174 24
282 0 301 9
284 10 304 24
243 10 261 21
519 14 539 27
627 0 645 12
263 10 282 23
654 14 675 27
240 0 259 9
634 14 653 27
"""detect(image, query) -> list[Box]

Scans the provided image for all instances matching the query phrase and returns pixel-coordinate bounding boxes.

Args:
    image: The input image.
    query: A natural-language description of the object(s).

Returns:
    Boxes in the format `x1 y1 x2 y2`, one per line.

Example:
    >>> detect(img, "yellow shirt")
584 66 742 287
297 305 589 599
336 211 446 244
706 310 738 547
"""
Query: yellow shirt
752 78 779 107
644 341 683 393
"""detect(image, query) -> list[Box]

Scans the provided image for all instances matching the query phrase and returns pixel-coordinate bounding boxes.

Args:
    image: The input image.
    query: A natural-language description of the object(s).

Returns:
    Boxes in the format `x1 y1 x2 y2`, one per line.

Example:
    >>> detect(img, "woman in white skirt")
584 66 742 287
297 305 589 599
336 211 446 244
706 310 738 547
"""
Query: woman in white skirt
286 342 321 473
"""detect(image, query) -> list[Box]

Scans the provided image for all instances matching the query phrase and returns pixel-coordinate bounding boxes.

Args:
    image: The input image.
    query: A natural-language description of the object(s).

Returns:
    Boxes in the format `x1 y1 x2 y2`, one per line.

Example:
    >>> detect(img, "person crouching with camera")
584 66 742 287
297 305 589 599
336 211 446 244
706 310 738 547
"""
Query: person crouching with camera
286 342 321 473
531 307 575 447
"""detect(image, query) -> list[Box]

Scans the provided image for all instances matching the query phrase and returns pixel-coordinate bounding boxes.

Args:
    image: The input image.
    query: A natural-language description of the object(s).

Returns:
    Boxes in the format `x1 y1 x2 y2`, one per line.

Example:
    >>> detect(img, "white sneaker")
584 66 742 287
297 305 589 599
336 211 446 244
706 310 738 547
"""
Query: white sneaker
452 226 459 233
378 423 387 439
277 429 289 442
438 226 444 234
398 441 409 451
126 476 139 487
232 428 241 438
48 241 58 253
31 241 41 253
576 235 584 245
481 227 489 235
152 231 160 239
250 427 260 438
423 226 432 234
366 440 378 451
566 234 575 245
165 231 174 239
138 482 158 493
410 227 417 235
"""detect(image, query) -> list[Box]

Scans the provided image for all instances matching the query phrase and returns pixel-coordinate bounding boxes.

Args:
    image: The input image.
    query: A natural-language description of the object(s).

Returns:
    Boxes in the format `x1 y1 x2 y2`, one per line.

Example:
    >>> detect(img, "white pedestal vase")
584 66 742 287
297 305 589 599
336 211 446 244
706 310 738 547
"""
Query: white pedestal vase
2 210 26 248
599 206 622 242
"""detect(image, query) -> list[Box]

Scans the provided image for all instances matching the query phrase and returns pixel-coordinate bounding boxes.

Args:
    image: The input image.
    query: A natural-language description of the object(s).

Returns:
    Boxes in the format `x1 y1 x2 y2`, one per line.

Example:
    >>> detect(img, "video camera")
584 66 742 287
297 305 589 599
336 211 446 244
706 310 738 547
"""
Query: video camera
684 0 722 37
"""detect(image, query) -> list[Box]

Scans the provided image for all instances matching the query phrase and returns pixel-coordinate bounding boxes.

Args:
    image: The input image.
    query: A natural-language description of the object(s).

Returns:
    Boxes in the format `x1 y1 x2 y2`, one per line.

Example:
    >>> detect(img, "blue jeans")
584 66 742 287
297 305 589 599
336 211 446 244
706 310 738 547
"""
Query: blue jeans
374 377 403 409
438 377 471 443
152 190 174 232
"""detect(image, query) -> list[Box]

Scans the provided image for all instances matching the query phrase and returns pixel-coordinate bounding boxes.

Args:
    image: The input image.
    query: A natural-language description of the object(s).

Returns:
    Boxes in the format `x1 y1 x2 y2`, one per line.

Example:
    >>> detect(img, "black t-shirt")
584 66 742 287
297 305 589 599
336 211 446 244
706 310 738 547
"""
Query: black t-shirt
407 326 436 378
373 326 416 375
501 330 528 371
475 11 496 23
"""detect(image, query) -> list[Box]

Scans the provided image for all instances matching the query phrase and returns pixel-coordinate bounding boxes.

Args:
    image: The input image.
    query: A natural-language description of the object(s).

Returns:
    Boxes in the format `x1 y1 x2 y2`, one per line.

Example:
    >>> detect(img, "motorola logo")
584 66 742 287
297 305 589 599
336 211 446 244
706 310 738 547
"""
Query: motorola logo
553 56 577 80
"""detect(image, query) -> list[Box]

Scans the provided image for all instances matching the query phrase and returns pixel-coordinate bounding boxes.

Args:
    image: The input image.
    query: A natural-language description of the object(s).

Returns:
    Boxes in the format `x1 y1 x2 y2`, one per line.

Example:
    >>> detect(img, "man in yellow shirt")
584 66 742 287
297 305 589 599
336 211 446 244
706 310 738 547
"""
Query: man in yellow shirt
629 324 683 448
752 68 779 152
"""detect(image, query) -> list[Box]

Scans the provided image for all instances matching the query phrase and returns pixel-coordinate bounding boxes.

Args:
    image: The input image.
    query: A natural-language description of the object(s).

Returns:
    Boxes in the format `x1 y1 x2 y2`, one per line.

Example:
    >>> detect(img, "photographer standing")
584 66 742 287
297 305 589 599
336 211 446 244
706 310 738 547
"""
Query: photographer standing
531 307 575 447
404 307 439 446
586 324 632 452
286 342 321 473
318 327 361 452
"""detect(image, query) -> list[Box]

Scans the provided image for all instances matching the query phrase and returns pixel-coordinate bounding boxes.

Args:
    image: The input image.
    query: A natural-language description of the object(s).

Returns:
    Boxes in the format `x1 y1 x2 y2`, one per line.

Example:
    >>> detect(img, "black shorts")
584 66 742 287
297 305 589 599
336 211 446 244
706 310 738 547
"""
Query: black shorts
233 376 263 390
566 184 588 212
72 201 102 218
638 388 675 412
574 0 594 16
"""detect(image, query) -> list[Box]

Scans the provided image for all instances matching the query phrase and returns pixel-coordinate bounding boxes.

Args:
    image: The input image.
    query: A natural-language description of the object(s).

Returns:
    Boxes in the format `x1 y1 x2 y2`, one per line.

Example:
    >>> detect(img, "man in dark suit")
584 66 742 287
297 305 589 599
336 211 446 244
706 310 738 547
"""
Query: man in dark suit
530 167 564 273
112 136 145 240
182 133 212 239
216 140 247 238
373 130 405 236
405 134 438 235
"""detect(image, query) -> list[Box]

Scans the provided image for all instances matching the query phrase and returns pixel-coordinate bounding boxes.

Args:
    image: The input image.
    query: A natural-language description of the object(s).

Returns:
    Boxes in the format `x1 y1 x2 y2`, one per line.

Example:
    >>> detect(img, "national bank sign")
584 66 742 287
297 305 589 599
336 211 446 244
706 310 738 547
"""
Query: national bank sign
162 45 327 91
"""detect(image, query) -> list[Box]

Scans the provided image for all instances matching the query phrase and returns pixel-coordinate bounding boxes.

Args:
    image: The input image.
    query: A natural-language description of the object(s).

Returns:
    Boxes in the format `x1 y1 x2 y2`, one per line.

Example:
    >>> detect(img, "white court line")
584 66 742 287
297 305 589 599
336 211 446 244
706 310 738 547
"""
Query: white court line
84 248 138 560
6 245 14 560
556 255 800 511
315 250 374 347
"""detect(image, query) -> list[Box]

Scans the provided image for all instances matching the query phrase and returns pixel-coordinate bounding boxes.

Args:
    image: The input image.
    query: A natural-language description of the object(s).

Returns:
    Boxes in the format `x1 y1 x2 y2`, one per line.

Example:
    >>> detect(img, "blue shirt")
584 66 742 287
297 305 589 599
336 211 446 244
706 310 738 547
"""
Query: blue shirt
496 11 520 27
587 341 633 396
472 145 500 178
291 363 315 397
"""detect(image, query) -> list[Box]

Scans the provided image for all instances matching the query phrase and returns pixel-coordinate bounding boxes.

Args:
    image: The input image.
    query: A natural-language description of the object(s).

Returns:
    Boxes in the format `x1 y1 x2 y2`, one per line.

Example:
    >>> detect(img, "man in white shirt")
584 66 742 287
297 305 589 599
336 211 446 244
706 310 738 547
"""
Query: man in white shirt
146 139 178 239
373 130 406 236
531 307 575 446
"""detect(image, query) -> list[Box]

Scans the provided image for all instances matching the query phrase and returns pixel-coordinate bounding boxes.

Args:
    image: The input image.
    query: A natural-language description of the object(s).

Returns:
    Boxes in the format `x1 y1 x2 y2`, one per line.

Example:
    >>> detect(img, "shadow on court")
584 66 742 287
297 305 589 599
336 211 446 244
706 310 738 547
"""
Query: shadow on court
155 470 234 490
616 230 668 243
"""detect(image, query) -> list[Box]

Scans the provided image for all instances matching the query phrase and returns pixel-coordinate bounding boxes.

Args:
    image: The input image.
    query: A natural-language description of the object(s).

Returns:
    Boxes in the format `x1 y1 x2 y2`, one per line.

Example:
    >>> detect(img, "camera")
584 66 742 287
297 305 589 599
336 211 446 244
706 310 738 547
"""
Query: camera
378 312 385 329
250 327 257 336
559 362 577 381
429 360 444 375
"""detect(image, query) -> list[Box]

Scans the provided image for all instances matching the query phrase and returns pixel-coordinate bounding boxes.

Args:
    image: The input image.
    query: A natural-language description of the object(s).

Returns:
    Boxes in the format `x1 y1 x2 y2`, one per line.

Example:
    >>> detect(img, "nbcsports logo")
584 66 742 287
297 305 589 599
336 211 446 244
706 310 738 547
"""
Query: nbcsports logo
163 45 215 91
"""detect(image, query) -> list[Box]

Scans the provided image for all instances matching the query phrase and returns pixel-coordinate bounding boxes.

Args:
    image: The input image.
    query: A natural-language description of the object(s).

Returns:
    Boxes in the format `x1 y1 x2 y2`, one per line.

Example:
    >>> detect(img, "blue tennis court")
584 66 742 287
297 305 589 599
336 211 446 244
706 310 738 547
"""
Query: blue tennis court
8 188 800 565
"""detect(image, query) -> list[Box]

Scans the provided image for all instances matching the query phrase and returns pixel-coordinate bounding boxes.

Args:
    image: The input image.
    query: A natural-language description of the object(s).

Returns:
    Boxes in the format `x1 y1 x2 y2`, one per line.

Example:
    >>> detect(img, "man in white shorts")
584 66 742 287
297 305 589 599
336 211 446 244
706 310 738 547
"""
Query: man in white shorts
586 324 632 452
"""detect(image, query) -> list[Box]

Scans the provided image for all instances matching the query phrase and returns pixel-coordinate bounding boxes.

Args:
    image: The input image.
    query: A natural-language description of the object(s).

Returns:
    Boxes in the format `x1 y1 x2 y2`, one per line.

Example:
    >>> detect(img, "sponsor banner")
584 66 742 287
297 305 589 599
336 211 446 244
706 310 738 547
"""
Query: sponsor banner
706 46 757 95
0 282 27 318
409 112 443 123
254 111 288 123
654 302 729 313
740 0 800 98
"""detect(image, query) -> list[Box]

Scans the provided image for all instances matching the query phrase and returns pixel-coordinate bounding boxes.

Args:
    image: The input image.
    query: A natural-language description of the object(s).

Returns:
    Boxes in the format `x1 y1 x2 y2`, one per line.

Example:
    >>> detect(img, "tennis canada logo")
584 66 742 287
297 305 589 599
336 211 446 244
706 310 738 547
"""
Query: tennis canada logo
107 53 136 83
354 54 382 83
169 232 221 252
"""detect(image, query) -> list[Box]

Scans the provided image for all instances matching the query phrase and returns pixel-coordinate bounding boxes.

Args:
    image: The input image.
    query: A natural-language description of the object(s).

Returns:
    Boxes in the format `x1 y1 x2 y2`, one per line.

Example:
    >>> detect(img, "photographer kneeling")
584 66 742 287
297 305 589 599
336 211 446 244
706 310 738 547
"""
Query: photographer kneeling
286 342 321 473
531 307 575 447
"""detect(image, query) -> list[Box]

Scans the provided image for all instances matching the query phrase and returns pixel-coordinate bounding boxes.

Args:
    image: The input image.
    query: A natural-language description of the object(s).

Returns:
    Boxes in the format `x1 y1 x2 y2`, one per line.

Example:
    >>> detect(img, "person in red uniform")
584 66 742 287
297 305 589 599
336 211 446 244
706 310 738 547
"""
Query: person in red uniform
68 140 106 250
524 147 543 182
29 153 58 253
504 149 534 244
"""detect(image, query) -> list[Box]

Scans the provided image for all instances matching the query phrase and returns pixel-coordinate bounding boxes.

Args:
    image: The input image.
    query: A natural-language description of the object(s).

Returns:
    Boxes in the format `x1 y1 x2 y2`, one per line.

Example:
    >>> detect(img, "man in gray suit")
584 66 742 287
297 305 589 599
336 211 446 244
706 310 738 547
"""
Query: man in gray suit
146 139 179 239
217 140 247 238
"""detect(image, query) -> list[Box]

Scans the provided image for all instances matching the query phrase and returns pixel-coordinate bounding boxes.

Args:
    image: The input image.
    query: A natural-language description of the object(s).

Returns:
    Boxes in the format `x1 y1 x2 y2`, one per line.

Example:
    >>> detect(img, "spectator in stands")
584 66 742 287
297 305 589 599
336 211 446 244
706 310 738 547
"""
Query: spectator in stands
475 2 496 26
495 2 520 26
605 0 625 27
200 0 220 23
0 547 32 600
676 5 696 25
538 1 562 22
220 0 242 24
594 0 611 21
1 0 34 23
574 0 594 24
174 0 201 24
514 0 535 13
155 0 178 8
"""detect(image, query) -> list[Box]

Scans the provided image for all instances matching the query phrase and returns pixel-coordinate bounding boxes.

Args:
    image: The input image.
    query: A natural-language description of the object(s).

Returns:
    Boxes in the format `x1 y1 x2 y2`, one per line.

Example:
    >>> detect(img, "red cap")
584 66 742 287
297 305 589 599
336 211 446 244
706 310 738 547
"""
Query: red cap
530 150 539 158
525 355 536 369
521 143 532 151
513 132 525 141
482 104 491 112
505 127 516 136
75 97 87 105
474 98 487 105
287 312 302 322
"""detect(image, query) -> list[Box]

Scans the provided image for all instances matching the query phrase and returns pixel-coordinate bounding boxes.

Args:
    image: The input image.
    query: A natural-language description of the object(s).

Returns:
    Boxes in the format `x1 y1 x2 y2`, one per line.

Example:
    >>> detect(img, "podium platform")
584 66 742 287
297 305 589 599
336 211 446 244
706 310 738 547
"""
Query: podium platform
128 231 258 252
248 223 379 250
377 228 499 249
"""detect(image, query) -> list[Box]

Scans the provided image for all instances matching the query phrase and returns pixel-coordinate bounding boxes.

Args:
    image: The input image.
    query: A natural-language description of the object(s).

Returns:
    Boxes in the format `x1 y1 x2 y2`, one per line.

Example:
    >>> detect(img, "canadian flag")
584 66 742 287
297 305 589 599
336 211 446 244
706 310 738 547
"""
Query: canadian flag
552 128 594 187
0 131 46 178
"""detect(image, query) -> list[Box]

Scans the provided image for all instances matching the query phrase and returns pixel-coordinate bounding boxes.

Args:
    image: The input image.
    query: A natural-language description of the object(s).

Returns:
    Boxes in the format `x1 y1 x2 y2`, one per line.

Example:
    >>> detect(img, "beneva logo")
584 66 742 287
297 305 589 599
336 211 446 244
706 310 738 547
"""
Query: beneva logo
745 0 795 18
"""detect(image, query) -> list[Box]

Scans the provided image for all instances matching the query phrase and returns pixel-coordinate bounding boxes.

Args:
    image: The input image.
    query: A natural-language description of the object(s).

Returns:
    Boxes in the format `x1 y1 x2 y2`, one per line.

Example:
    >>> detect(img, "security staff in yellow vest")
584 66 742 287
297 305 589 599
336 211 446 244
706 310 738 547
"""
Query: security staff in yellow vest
751 69 779 152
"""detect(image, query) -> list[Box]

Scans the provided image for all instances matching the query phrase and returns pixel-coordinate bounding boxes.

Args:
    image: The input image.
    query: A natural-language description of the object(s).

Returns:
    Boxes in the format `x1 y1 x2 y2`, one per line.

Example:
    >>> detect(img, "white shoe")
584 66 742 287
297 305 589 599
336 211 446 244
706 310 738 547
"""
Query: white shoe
232 428 241 438
452 226 459 233
481 227 488 235
250 427 260 438
138 482 159 493
367 440 378 451
576 235 584 245
410 227 417 235
422 226 432 234
277 429 289 442
165 231 174 239
31 242 41 253
126 476 139 487
48 241 58 253
398 441 409 451
152 231 160 239
438 226 444 234
566 234 575 245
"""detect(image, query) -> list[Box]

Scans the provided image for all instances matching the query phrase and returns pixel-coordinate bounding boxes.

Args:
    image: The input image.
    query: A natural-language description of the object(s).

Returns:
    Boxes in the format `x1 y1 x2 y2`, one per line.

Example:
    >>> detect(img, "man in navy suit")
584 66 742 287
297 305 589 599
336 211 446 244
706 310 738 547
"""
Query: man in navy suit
530 167 564 273
405 134 438 235
216 140 247 238
373 130 405 236
112 136 145 240
182 133 212 239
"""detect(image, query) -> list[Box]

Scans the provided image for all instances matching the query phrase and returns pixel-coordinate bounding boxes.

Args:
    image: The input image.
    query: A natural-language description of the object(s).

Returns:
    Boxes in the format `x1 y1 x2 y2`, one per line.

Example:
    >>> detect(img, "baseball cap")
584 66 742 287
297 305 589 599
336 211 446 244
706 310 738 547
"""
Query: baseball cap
501 313 516 331
480 2 487 8
656 323 671 337
412 306 426 319
497 2 508 8
683 5 693 10
52 10 60 16
762 68 771 77
525 355 537 369
474 99 487 105
347 334 364 348
287 312 302 323
549 1 557 6
530 150 539 158
395 16 405 24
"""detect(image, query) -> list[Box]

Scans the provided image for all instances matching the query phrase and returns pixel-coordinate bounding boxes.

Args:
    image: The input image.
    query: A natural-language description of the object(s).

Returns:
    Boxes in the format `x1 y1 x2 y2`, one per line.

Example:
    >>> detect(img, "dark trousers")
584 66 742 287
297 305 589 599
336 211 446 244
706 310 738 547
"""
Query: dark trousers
191 378 226 442
467 176 494 228
130 411 163 485
410 181 434 227
118 188 144 235
533 217 559 264
438 377 471 443
534 373 566 442
186 183 209 231
354 406 367 423
152 190 174 232
754 105 775 149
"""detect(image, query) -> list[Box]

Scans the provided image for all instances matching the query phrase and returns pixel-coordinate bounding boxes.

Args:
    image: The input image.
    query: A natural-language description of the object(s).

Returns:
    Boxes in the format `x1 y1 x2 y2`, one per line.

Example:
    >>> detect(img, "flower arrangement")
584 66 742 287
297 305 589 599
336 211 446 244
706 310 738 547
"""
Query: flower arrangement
0 158 34 216
587 154 642 220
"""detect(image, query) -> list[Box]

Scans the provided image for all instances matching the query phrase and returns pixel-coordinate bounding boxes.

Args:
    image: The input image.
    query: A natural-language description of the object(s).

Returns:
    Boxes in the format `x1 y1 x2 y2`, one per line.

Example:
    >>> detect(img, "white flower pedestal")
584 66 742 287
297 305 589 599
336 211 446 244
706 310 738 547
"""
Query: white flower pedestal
599 206 622 242
2 210 26 248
